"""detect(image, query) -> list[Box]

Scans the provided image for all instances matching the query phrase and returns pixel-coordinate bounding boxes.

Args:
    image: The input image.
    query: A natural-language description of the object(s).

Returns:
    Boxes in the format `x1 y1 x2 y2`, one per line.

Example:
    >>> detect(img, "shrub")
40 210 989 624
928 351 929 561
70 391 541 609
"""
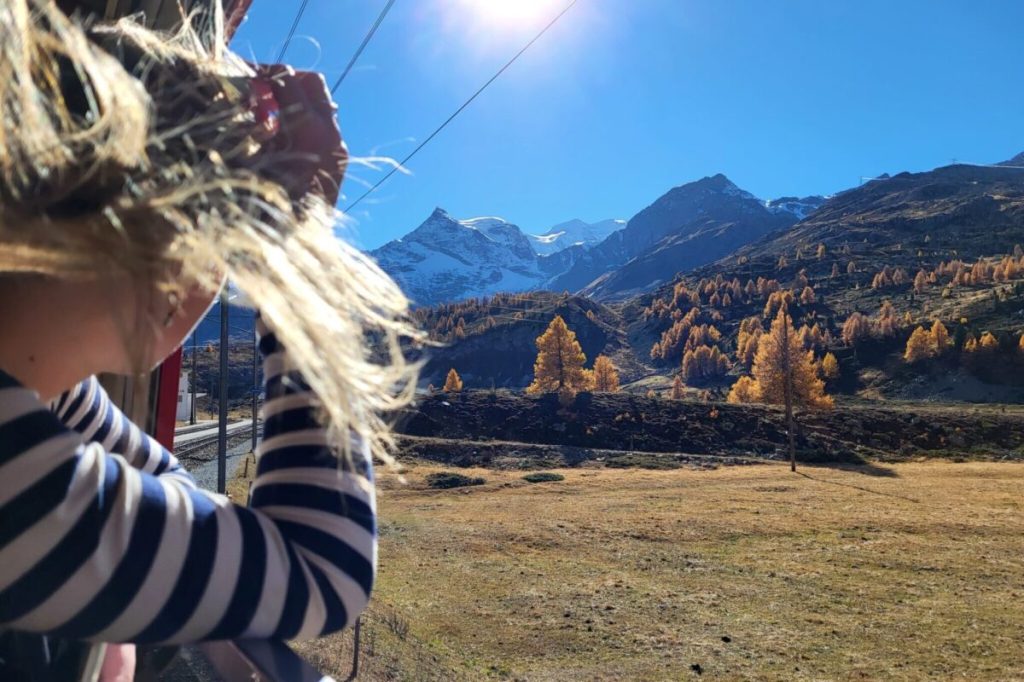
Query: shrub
425 472 486 489
522 472 565 483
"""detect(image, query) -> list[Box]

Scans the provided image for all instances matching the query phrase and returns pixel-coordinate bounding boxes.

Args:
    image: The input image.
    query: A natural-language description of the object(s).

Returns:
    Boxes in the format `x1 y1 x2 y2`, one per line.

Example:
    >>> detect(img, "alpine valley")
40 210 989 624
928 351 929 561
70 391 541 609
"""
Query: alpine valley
374 152 1024 404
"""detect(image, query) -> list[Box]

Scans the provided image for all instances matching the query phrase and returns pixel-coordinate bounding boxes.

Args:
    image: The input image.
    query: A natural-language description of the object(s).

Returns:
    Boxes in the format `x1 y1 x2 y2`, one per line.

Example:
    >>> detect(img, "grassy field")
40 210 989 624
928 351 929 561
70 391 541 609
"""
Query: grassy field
234 458 1024 681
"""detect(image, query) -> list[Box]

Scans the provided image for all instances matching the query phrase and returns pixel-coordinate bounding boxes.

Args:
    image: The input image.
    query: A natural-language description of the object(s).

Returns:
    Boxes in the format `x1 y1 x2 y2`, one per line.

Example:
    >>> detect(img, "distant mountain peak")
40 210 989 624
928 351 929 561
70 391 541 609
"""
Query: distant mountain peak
528 218 625 255
371 209 549 306
998 150 1024 167
765 195 828 221
550 174 795 297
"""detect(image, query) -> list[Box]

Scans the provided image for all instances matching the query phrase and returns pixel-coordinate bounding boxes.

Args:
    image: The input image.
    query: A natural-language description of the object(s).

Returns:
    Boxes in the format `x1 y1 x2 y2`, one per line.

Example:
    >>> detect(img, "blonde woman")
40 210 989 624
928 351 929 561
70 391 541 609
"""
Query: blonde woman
0 1 418 679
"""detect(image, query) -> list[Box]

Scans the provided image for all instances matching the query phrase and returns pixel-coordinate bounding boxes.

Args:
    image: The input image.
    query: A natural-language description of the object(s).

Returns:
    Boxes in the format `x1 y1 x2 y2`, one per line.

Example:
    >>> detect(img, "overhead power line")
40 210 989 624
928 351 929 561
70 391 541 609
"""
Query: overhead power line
276 0 312 62
331 0 398 94
344 0 579 212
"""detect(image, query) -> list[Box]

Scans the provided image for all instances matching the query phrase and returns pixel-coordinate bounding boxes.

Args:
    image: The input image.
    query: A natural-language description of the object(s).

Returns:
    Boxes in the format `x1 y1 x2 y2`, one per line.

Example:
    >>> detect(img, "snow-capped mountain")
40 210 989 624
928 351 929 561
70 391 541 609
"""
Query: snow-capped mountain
528 218 625 255
765 195 828 221
370 209 549 307
371 178 811 305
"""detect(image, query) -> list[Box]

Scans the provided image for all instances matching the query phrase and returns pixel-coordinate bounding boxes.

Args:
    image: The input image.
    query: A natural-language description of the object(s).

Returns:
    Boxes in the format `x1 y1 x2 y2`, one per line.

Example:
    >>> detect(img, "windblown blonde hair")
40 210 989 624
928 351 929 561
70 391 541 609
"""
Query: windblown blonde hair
0 0 421 465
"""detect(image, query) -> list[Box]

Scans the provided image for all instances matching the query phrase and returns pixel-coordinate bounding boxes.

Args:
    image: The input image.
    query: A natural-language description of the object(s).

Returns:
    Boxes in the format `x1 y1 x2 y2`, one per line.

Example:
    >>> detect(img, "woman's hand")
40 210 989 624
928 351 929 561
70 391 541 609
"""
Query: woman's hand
99 643 136 682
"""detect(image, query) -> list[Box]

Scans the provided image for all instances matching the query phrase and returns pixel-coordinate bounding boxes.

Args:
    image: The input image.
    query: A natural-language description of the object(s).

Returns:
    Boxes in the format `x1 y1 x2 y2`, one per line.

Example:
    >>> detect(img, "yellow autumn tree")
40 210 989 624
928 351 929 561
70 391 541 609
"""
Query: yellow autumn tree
904 327 934 363
978 331 999 352
592 355 620 392
681 345 731 385
930 320 950 354
736 326 763 369
820 352 840 381
751 309 833 409
526 315 589 395
670 375 686 400
727 375 759 404
841 312 871 347
443 368 464 392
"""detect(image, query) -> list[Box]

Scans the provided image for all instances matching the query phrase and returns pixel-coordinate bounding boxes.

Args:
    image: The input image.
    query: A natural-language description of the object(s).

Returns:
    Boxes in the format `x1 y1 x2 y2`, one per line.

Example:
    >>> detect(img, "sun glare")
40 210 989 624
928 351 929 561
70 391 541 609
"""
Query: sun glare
458 0 565 28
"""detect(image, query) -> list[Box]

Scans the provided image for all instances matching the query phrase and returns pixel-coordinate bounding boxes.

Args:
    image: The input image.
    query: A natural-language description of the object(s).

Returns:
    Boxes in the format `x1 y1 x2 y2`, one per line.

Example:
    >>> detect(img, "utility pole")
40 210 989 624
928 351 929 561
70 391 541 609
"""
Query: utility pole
190 332 198 425
217 289 229 494
251 325 259 453
781 306 797 472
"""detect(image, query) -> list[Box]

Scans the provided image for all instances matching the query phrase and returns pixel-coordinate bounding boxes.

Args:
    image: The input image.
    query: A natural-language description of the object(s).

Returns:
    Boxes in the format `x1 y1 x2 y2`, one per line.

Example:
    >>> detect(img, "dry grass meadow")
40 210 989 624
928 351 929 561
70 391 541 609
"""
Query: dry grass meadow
232 457 1024 681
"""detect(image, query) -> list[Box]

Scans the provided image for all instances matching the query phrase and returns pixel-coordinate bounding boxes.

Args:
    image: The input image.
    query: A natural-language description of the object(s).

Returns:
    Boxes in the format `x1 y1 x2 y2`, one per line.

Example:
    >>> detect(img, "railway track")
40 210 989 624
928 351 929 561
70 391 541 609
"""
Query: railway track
174 421 257 460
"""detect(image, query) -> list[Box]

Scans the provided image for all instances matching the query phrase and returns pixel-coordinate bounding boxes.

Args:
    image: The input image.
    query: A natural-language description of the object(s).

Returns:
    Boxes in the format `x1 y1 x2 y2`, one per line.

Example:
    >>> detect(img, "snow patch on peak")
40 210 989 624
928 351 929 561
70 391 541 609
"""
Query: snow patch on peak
370 209 546 306
766 195 828 221
460 216 510 231
528 218 625 255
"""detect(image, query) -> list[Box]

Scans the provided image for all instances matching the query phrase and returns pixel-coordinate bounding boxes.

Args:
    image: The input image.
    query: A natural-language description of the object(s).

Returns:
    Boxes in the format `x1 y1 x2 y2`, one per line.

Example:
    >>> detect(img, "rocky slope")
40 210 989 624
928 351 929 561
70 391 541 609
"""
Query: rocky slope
548 174 798 297
718 162 1024 266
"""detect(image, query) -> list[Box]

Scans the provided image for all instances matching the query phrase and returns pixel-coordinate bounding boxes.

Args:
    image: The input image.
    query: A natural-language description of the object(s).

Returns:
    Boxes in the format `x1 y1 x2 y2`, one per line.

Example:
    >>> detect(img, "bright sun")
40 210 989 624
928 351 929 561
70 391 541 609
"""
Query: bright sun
458 0 564 28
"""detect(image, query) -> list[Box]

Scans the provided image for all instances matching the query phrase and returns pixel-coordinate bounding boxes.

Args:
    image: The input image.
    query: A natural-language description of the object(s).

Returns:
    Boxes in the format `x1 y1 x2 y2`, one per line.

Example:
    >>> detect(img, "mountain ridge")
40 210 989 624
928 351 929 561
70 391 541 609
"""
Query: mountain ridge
552 174 800 298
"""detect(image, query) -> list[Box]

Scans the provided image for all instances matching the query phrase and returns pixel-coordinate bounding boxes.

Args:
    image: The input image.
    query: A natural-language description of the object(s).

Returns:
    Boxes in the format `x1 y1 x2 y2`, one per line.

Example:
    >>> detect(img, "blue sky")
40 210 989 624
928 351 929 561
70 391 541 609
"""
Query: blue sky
232 0 1024 250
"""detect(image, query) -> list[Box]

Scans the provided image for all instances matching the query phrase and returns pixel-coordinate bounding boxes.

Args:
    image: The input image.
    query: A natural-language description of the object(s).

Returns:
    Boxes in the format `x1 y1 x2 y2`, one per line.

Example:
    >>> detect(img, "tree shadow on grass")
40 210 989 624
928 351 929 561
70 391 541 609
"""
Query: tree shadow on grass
795 446 899 478
794 464 921 504
803 458 899 478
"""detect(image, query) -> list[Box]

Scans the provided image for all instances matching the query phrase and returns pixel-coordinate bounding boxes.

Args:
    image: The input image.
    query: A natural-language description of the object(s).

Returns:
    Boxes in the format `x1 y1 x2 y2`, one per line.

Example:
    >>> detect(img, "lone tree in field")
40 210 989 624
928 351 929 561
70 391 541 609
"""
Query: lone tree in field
742 308 833 471
752 310 833 410
592 355 620 392
526 315 590 396
443 368 463 392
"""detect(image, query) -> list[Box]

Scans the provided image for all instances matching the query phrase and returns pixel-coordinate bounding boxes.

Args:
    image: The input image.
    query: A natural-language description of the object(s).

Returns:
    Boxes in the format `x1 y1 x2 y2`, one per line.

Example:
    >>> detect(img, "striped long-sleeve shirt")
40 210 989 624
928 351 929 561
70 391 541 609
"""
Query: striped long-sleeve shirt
50 375 197 491
0 318 376 644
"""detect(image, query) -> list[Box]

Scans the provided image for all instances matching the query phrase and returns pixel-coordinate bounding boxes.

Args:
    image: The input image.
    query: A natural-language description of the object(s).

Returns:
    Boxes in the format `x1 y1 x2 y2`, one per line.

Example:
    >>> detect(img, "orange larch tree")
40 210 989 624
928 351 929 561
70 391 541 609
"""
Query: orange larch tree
526 315 590 396
841 312 871 347
726 375 759 404
592 355 621 392
444 368 464 392
751 309 833 410
904 327 934 363
820 352 840 381
670 375 686 400
930 320 950 354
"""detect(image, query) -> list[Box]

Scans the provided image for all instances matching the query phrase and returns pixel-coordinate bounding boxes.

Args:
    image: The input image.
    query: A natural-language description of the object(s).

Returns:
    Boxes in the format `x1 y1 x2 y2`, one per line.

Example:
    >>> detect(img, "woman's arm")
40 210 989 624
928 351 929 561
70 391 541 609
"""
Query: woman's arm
51 376 196 490
0 319 376 644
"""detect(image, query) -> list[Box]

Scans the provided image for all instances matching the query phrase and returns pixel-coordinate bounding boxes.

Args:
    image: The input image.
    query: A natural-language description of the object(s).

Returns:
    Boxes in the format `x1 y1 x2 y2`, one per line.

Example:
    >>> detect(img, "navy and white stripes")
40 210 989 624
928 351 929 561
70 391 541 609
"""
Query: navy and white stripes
0 318 376 644
51 376 195 490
